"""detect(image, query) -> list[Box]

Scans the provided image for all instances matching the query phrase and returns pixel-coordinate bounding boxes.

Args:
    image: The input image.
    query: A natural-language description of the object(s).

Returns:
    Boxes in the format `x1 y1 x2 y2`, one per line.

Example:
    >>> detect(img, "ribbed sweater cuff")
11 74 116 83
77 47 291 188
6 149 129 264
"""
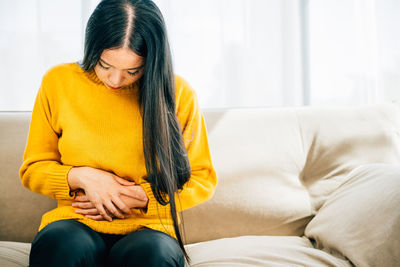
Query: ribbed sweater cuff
139 183 159 216
48 165 76 199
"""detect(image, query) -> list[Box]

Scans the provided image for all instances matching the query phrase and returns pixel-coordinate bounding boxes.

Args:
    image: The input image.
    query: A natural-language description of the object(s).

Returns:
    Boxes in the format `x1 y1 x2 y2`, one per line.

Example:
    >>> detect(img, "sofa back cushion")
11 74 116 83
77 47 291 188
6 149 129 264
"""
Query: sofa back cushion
304 163 400 266
181 103 400 244
0 112 56 243
2 103 400 244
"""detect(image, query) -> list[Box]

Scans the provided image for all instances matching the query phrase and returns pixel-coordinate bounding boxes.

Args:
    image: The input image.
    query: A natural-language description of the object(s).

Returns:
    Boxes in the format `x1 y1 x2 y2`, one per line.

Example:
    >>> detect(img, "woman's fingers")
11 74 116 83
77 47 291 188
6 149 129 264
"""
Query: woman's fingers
93 199 113 222
74 195 89 202
115 176 136 186
77 206 116 221
70 169 144 221
121 186 148 201
72 194 132 221
72 201 94 209
111 196 132 215
120 194 148 209
72 199 128 216
103 199 125 219
75 208 99 215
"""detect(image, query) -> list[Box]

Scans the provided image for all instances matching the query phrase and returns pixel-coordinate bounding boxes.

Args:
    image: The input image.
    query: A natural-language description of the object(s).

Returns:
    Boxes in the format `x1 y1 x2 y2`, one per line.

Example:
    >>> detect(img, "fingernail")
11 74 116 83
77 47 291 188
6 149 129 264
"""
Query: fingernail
75 209 81 213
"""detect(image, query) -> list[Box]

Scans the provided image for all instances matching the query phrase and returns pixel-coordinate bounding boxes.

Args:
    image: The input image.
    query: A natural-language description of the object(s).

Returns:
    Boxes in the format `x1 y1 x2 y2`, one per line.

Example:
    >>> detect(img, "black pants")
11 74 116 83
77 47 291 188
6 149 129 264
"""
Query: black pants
29 219 184 267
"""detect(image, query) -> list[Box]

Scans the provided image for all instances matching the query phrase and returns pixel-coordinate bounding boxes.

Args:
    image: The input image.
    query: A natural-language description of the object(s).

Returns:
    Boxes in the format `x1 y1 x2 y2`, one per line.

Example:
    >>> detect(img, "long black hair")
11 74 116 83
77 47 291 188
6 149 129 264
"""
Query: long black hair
82 0 192 263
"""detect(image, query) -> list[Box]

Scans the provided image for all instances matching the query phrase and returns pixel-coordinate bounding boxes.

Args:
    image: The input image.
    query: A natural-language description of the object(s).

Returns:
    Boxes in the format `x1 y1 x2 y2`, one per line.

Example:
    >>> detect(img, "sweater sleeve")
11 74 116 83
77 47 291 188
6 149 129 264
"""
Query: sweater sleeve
19 76 76 200
139 79 217 216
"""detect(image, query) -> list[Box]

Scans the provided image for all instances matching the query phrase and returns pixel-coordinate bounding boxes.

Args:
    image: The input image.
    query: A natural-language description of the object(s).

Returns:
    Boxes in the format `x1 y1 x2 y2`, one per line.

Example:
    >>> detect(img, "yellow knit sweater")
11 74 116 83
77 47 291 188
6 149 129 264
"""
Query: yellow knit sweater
19 62 217 239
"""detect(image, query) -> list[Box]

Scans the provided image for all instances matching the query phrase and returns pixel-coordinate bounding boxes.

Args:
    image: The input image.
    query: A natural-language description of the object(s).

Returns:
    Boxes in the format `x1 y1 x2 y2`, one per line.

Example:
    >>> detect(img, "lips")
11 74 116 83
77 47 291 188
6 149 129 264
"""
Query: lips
107 84 121 90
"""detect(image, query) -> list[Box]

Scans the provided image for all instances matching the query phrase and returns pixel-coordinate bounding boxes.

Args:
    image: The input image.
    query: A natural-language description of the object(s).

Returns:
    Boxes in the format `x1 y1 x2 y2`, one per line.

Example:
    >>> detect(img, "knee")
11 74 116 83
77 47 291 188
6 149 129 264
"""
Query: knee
108 230 184 266
30 220 106 266
35 220 104 252
138 234 182 263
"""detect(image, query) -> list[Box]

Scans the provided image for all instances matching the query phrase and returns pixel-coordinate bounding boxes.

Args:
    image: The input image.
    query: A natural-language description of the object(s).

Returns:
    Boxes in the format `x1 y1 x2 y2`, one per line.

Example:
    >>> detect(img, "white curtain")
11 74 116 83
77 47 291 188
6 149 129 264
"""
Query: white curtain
155 0 304 108
0 0 99 111
1 0 399 111
309 0 381 106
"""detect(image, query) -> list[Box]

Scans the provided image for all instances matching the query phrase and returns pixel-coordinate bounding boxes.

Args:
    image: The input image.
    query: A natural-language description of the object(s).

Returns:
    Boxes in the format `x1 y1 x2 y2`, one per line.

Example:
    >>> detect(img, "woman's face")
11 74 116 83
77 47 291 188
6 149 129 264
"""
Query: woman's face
94 47 145 90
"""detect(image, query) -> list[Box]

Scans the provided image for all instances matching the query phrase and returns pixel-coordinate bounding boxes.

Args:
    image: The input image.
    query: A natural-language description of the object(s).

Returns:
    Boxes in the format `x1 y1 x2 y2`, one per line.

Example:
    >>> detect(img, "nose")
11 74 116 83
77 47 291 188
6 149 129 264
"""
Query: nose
108 70 124 87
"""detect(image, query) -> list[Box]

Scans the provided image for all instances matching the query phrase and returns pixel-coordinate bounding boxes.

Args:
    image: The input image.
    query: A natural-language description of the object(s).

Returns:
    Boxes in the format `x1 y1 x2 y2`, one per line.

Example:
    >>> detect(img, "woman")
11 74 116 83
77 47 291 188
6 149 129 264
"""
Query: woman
19 0 217 266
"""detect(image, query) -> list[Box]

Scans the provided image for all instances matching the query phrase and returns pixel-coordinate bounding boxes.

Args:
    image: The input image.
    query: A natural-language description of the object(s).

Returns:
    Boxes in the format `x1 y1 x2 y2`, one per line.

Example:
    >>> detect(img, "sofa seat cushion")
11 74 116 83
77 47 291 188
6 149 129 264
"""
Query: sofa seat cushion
184 235 352 267
0 241 30 267
305 163 400 267
0 237 352 267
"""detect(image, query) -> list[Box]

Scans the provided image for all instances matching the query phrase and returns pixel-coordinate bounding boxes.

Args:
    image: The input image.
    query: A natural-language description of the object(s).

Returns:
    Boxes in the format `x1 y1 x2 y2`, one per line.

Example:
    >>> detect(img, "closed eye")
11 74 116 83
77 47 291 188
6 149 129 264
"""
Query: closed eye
99 61 140 76
128 70 140 76
98 61 109 70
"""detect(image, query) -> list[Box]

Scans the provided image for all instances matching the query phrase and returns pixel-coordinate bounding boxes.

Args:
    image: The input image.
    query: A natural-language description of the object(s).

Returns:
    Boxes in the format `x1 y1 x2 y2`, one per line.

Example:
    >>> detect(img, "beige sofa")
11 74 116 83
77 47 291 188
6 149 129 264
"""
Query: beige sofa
1 103 400 266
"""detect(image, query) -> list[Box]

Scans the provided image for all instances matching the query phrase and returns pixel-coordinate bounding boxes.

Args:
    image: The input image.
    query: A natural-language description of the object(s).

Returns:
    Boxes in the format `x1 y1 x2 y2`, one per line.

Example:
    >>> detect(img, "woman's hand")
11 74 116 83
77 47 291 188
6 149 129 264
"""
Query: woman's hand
68 166 148 222
73 191 116 220
71 174 149 221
